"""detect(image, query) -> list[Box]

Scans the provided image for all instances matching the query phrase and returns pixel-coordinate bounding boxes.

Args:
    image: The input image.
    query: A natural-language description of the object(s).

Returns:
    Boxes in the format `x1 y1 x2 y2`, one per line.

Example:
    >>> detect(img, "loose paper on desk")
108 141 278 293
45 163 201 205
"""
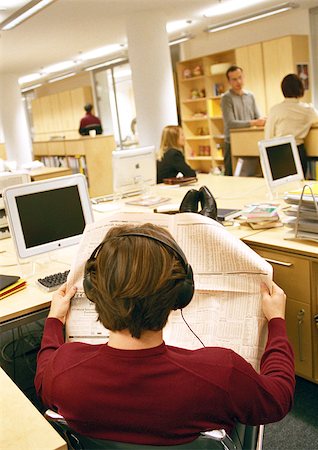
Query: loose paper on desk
66 212 273 371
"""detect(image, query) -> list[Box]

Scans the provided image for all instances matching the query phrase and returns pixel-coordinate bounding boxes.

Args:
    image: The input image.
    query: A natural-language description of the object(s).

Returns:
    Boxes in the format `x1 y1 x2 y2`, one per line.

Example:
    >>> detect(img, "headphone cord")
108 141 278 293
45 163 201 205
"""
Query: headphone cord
180 309 205 348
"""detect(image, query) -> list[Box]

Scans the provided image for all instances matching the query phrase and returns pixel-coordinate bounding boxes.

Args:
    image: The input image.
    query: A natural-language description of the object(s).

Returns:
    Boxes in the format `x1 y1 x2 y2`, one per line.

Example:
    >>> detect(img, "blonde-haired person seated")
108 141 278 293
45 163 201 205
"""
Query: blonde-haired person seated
35 223 294 447
157 125 196 183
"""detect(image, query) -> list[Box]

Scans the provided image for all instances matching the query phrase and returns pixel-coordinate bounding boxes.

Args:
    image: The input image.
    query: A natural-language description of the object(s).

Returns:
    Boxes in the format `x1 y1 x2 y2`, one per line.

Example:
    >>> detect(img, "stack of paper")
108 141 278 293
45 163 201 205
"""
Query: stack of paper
242 204 282 230
0 274 27 300
283 184 318 241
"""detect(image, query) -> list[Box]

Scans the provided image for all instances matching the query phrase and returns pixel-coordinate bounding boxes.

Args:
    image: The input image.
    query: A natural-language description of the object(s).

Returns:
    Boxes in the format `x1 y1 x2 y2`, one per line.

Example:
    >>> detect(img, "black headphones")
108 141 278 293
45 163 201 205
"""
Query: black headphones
83 231 195 310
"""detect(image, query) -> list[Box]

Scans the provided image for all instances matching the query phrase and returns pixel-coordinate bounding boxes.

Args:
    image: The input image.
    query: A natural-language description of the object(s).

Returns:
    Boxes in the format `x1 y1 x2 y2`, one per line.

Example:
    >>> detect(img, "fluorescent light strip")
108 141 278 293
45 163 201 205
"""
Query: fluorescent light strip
21 83 42 92
207 4 296 33
84 57 127 71
48 72 76 83
169 35 192 46
1 0 54 30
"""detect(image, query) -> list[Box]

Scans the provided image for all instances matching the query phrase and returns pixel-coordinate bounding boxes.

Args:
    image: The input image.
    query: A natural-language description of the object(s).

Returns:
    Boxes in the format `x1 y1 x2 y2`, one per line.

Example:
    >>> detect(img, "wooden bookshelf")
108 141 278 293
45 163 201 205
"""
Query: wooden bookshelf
33 135 116 197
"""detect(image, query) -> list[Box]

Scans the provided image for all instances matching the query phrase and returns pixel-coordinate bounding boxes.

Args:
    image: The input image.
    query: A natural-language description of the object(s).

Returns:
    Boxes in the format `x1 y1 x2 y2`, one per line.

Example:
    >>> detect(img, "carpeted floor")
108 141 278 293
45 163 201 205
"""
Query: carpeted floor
262 376 318 450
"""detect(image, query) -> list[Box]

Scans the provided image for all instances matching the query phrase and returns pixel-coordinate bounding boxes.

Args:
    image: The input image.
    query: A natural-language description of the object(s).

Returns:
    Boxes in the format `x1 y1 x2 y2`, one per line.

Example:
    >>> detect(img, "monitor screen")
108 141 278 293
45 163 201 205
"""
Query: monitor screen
258 135 304 191
3 174 94 259
112 146 156 194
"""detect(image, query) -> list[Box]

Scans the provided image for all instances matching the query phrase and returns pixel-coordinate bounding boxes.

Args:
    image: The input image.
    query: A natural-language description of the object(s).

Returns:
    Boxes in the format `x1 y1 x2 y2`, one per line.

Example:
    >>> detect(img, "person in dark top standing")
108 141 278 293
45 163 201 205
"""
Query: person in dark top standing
35 223 295 446
221 66 266 176
79 103 103 136
157 125 196 183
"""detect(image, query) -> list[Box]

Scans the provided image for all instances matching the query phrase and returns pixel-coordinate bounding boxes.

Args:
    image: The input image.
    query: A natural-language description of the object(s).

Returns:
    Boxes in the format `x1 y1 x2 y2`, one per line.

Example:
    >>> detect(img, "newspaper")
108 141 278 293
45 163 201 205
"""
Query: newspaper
66 212 272 370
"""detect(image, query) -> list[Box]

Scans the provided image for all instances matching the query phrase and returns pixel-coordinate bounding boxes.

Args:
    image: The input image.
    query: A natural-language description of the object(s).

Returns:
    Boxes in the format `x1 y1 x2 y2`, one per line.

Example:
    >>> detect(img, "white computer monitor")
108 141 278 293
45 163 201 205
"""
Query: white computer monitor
112 146 156 194
258 135 304 194
3 174 94 259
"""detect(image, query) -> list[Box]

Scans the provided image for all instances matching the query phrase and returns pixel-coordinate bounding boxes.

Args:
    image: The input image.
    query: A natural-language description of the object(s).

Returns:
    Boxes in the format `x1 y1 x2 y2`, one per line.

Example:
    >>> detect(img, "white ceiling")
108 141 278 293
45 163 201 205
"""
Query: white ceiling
0 0 316 79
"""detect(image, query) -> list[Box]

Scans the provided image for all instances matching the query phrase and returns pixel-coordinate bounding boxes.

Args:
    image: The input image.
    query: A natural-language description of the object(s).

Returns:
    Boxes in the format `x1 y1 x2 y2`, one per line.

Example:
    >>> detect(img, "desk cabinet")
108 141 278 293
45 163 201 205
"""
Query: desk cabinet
249 246 316 382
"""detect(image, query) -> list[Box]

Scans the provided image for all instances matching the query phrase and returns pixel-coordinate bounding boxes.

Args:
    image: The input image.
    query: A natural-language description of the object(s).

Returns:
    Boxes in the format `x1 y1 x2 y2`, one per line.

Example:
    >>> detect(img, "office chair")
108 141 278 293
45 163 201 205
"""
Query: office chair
44 409 262 450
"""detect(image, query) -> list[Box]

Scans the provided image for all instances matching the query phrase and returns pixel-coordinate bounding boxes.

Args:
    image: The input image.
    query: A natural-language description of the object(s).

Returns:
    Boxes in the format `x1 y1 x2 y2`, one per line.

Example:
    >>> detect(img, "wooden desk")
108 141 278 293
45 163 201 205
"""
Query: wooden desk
230 124 318 173
29 166 72 181
0 367 67 450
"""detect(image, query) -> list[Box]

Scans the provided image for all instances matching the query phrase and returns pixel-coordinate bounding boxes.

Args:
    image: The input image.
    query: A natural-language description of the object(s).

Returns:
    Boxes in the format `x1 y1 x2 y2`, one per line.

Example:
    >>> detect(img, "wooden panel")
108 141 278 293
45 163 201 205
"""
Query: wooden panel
49 93 63 133
64 140 86 155
311 263 318 383
286 299 312 379
291 35 311 104
32 142 48 156
305 125 318 157
1 367 67 450
58 91 74 131
235 43 267 115
230 128 264 156
0 143 6 159
263 36 294 111
70 86 93 129
251 247 311 304
47 141 65 156
83 135 116 197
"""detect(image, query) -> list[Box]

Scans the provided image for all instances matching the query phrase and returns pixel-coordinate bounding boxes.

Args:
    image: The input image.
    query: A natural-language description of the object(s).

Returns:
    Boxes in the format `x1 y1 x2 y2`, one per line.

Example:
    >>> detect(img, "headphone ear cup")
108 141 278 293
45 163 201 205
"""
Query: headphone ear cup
172 264 194 310
83 260 95 301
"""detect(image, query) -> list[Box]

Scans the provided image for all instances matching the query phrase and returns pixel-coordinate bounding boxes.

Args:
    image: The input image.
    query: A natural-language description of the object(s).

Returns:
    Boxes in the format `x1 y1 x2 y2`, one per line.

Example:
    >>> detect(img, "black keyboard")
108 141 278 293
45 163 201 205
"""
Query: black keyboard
37 270 70 292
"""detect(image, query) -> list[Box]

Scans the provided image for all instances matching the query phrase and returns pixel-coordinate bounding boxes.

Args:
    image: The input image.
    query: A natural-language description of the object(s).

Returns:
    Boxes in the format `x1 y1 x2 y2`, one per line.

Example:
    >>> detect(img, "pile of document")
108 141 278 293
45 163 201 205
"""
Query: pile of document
284 184 318 241
0 274 27 300
242 204 281 230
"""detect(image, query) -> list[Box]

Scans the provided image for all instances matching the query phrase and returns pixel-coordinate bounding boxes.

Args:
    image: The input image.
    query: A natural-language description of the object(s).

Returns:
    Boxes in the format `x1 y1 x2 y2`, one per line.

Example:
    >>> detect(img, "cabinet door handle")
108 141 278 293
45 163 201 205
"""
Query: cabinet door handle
297 309 305 362
264 258 293 267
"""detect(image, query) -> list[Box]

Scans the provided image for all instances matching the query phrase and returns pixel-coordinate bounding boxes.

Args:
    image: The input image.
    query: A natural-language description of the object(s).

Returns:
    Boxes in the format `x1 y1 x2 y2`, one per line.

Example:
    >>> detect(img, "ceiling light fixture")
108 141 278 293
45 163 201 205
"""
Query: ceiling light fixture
21 83 43 92
48 72 76 83
168 34 193 46
1 0 55 30
81 44 126 62
84 57 127 71
206 2 298 33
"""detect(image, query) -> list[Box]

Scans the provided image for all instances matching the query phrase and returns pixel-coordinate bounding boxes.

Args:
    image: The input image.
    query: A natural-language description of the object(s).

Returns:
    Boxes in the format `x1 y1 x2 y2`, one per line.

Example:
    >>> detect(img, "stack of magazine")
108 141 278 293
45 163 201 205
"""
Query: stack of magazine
242 204 281 229
283 184 318 242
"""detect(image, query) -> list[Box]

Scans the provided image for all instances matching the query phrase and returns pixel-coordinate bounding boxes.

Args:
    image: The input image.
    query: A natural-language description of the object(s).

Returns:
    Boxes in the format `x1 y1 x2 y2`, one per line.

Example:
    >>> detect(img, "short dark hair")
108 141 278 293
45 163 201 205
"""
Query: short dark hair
86 223 187 338
84 103 93 113
281 74 304 98
226 65 243 79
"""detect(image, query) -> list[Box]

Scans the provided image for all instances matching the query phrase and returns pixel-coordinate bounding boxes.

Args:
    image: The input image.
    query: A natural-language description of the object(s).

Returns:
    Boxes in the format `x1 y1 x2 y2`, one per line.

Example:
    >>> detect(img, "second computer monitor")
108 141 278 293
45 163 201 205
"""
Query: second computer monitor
112 146 156 194
258 135 304 194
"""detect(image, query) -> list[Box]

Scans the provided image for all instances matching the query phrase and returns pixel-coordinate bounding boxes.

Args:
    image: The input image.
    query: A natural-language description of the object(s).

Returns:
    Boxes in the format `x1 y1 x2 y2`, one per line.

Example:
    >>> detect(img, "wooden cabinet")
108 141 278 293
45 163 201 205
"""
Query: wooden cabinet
32 135 116 197
177 51 235 173
248 245 316 381
235 43 267 115
32 87 93 141
262 35 311 111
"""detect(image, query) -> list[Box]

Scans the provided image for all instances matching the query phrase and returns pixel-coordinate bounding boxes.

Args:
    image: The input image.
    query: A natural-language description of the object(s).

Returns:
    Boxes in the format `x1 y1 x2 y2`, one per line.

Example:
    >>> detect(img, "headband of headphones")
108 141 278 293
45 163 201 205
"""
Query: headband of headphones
83 231 194 310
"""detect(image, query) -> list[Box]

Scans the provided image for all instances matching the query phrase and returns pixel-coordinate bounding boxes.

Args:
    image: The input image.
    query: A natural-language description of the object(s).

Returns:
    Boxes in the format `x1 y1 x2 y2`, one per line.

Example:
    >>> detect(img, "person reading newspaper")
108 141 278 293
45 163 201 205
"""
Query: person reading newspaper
35 223 295 447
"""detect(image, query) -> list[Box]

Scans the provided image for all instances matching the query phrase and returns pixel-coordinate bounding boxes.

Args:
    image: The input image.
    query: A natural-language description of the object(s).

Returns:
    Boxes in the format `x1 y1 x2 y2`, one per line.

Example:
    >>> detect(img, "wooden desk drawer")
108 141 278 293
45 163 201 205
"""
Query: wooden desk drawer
286 299 312 379
250 247 310 303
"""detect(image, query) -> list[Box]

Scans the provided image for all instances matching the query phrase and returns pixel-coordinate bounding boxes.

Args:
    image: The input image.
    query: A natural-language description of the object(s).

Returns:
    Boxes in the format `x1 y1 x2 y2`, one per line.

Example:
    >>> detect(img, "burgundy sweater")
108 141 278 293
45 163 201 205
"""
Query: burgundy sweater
35 318 295 446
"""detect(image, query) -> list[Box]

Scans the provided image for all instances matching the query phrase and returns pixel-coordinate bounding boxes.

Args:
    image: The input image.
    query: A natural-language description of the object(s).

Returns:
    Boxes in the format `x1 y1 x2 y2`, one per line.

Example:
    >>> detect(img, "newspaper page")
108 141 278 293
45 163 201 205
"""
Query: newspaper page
66 212 272 370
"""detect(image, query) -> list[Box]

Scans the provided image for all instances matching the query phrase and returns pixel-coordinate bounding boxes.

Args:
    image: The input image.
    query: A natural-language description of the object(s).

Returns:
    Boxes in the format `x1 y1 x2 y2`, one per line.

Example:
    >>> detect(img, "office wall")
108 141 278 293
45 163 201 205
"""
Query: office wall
181 8 310 60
